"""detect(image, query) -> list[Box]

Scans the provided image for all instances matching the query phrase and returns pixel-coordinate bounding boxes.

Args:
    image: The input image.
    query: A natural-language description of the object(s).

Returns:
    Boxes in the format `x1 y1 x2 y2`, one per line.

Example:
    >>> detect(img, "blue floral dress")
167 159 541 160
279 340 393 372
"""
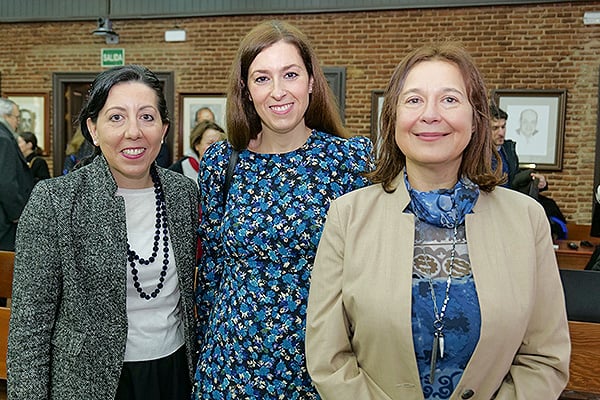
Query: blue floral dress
193 130 373 399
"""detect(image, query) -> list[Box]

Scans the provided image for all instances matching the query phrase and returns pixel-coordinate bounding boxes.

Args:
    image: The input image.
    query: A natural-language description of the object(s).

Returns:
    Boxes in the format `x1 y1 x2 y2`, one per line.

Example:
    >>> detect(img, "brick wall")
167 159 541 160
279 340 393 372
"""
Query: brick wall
1 1 599 223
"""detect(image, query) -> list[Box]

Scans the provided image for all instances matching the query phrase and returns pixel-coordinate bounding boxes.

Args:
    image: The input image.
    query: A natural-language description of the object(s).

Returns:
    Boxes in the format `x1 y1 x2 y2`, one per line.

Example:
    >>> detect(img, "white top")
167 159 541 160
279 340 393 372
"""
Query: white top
117 187 184 361
181 156 200 187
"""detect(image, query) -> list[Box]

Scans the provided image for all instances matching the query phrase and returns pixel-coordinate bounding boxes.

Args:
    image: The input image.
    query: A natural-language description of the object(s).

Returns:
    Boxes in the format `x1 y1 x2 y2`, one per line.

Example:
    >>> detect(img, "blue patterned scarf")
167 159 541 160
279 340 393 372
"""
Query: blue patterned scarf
404 172 479 228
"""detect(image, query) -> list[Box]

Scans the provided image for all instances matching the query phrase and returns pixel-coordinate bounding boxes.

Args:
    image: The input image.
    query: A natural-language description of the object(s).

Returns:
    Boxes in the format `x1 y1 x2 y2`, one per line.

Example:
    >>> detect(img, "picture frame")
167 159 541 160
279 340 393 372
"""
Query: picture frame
6 92 50 155
178 93 227 158
370 90 385 155
323 67 346 121
491 89 567 171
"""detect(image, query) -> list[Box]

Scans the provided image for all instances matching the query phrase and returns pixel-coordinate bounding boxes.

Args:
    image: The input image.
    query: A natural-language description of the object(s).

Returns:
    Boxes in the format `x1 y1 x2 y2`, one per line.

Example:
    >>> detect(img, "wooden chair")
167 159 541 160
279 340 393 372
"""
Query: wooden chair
0 251 15 381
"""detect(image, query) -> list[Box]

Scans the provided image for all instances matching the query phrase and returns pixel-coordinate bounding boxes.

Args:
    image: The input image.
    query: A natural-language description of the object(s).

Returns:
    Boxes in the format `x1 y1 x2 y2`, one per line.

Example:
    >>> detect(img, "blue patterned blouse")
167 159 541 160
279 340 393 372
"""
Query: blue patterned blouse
411 218 481 399
193 130 373 399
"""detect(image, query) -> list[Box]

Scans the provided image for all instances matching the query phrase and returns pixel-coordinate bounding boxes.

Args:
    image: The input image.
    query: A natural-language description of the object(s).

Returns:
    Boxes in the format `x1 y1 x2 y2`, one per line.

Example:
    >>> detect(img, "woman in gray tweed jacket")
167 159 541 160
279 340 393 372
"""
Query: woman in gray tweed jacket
7 65 199 400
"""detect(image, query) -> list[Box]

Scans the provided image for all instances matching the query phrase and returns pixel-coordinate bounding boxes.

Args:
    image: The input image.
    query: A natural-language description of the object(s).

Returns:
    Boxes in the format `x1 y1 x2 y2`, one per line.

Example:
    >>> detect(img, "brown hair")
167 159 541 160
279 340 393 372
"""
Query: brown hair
226 20 348 150
189 120 225 157
366 42 503 193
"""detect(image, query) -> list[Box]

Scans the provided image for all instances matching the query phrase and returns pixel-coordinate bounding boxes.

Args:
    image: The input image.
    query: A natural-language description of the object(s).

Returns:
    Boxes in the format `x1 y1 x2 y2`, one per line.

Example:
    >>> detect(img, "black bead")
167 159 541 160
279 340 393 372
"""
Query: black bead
126 166 170 301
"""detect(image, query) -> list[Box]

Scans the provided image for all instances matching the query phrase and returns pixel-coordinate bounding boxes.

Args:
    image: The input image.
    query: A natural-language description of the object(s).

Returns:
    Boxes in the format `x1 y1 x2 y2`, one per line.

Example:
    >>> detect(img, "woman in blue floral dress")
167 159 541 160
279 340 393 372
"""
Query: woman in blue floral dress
192 20 373 399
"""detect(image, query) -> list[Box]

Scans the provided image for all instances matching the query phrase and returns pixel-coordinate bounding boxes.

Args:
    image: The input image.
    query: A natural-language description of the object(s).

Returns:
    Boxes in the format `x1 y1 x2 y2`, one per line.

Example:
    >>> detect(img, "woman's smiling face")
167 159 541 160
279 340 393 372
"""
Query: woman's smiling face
87 81 168 188
246 40 314 137
395 59 473 175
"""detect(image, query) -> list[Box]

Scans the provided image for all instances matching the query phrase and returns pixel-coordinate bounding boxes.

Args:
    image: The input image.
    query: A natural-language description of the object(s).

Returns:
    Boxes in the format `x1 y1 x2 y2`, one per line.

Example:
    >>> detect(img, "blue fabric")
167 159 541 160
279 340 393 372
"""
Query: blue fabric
193 131 373 399
549 216 568 240
405 173 479 228
410 220 481 399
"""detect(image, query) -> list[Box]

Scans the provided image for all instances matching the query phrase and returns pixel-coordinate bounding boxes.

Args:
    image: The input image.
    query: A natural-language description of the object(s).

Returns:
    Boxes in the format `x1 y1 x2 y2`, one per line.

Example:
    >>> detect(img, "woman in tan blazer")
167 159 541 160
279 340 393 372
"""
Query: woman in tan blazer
305 43 570 400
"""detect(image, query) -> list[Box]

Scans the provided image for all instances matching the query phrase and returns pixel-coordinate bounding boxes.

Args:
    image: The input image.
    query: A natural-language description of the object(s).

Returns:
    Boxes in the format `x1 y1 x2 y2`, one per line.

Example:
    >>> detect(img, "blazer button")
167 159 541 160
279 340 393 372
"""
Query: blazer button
461 389 475 399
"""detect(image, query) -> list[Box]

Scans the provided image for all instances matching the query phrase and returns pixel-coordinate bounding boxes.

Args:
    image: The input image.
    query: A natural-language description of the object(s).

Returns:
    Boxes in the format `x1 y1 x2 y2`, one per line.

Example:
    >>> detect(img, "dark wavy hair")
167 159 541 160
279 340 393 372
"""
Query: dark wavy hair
490 103 508 120
226 20 348 150
76 64 169 168
366 42 503 193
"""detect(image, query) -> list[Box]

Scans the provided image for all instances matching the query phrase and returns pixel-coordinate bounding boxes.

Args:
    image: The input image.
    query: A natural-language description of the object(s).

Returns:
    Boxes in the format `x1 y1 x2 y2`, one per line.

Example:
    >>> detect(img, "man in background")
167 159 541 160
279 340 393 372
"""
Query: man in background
490 104 547 191
490 104 567 240
0 98 34 251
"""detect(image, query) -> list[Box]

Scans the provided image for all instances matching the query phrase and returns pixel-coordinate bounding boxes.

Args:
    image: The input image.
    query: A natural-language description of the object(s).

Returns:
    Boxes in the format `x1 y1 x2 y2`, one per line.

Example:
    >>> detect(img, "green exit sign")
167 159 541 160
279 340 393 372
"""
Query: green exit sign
101 48 125 68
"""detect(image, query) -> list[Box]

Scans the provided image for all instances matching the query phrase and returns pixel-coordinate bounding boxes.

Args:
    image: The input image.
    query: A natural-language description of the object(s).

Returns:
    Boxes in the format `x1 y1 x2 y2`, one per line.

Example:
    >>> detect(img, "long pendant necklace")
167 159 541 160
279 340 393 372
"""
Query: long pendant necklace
126 167 170 300
428 223 458 384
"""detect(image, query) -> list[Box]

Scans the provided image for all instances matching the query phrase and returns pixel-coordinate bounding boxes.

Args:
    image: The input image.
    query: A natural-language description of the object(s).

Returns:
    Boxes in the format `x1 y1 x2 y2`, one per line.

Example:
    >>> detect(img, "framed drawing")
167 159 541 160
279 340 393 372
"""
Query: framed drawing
179 93 226 157
491 89 567 171
6 92 50 155
370 90 385 155
323 67 346 121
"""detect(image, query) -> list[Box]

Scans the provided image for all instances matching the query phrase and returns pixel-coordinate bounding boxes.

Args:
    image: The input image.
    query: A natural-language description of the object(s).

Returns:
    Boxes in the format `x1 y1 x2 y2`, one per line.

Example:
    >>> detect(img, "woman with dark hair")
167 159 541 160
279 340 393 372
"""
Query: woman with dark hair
8 64 199 400
306 43 570 399
192 20 372 398
17 131 50 183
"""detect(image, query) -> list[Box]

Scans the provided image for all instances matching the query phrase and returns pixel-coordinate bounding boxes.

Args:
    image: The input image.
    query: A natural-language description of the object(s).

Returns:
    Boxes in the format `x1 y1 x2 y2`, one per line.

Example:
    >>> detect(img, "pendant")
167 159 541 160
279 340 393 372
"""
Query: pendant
429 333 438 384
439 333 445 359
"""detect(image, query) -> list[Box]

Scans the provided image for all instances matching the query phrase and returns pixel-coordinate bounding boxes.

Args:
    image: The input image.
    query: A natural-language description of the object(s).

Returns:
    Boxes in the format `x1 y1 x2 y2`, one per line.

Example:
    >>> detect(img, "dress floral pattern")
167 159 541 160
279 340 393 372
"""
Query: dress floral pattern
193 130 373 399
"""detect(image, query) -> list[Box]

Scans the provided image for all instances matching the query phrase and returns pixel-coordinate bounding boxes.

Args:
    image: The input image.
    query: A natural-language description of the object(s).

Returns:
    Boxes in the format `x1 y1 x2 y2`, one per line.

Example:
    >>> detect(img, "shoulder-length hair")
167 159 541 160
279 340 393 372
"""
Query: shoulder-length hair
226 19 348 150
366 42 503 193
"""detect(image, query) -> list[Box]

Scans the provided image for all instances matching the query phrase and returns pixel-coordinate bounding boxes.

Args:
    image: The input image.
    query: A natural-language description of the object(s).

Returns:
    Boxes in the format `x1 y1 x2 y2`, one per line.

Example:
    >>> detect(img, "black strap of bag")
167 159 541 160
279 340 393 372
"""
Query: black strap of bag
222 149 240 207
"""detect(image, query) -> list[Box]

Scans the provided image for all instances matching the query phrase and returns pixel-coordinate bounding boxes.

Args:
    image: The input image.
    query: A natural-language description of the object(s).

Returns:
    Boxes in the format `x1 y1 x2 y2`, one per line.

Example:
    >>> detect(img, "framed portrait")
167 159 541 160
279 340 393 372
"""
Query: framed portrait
323 67 346 121
178 93 226 158
370 90 385 156
491 89 567 171
6 92 50 155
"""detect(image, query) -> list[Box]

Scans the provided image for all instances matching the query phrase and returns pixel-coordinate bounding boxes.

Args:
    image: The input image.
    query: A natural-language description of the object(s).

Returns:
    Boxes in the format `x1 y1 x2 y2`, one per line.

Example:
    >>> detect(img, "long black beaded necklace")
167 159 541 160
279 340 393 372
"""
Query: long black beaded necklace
126 167 170 300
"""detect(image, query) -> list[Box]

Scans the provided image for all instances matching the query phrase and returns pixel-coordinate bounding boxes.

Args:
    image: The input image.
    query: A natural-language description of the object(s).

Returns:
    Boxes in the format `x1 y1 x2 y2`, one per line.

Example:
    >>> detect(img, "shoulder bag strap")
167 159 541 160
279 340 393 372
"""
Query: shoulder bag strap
28 156 40 169
222 149 240 207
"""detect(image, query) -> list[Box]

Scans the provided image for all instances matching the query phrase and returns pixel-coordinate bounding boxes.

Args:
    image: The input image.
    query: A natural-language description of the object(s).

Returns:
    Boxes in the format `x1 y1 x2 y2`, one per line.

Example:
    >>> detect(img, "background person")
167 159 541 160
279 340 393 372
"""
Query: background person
489 104 567 239
489 104 547 192
17 131 51 183
169 120 225 185
8 65 199 400
306 43 570 399
0 98 34 251
192 20 373 399
62 127 96 174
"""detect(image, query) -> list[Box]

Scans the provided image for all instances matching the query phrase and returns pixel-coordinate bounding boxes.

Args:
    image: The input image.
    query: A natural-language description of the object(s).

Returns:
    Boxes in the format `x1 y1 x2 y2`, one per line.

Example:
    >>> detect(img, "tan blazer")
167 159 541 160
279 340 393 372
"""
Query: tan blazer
306 175 570 400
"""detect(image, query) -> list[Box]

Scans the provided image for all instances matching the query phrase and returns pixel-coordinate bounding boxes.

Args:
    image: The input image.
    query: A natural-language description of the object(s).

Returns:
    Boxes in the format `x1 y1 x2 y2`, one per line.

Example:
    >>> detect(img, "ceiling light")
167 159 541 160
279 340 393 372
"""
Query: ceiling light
93 17 119 44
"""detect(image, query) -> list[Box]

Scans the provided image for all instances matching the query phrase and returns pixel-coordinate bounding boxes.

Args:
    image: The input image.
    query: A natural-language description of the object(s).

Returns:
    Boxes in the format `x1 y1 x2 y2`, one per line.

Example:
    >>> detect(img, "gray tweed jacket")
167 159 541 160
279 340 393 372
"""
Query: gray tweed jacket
7 155 199 399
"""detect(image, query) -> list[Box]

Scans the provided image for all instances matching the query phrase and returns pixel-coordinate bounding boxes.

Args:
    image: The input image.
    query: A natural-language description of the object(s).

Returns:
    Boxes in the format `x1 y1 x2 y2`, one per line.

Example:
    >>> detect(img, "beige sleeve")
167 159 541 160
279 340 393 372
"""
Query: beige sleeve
494 204 571 399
